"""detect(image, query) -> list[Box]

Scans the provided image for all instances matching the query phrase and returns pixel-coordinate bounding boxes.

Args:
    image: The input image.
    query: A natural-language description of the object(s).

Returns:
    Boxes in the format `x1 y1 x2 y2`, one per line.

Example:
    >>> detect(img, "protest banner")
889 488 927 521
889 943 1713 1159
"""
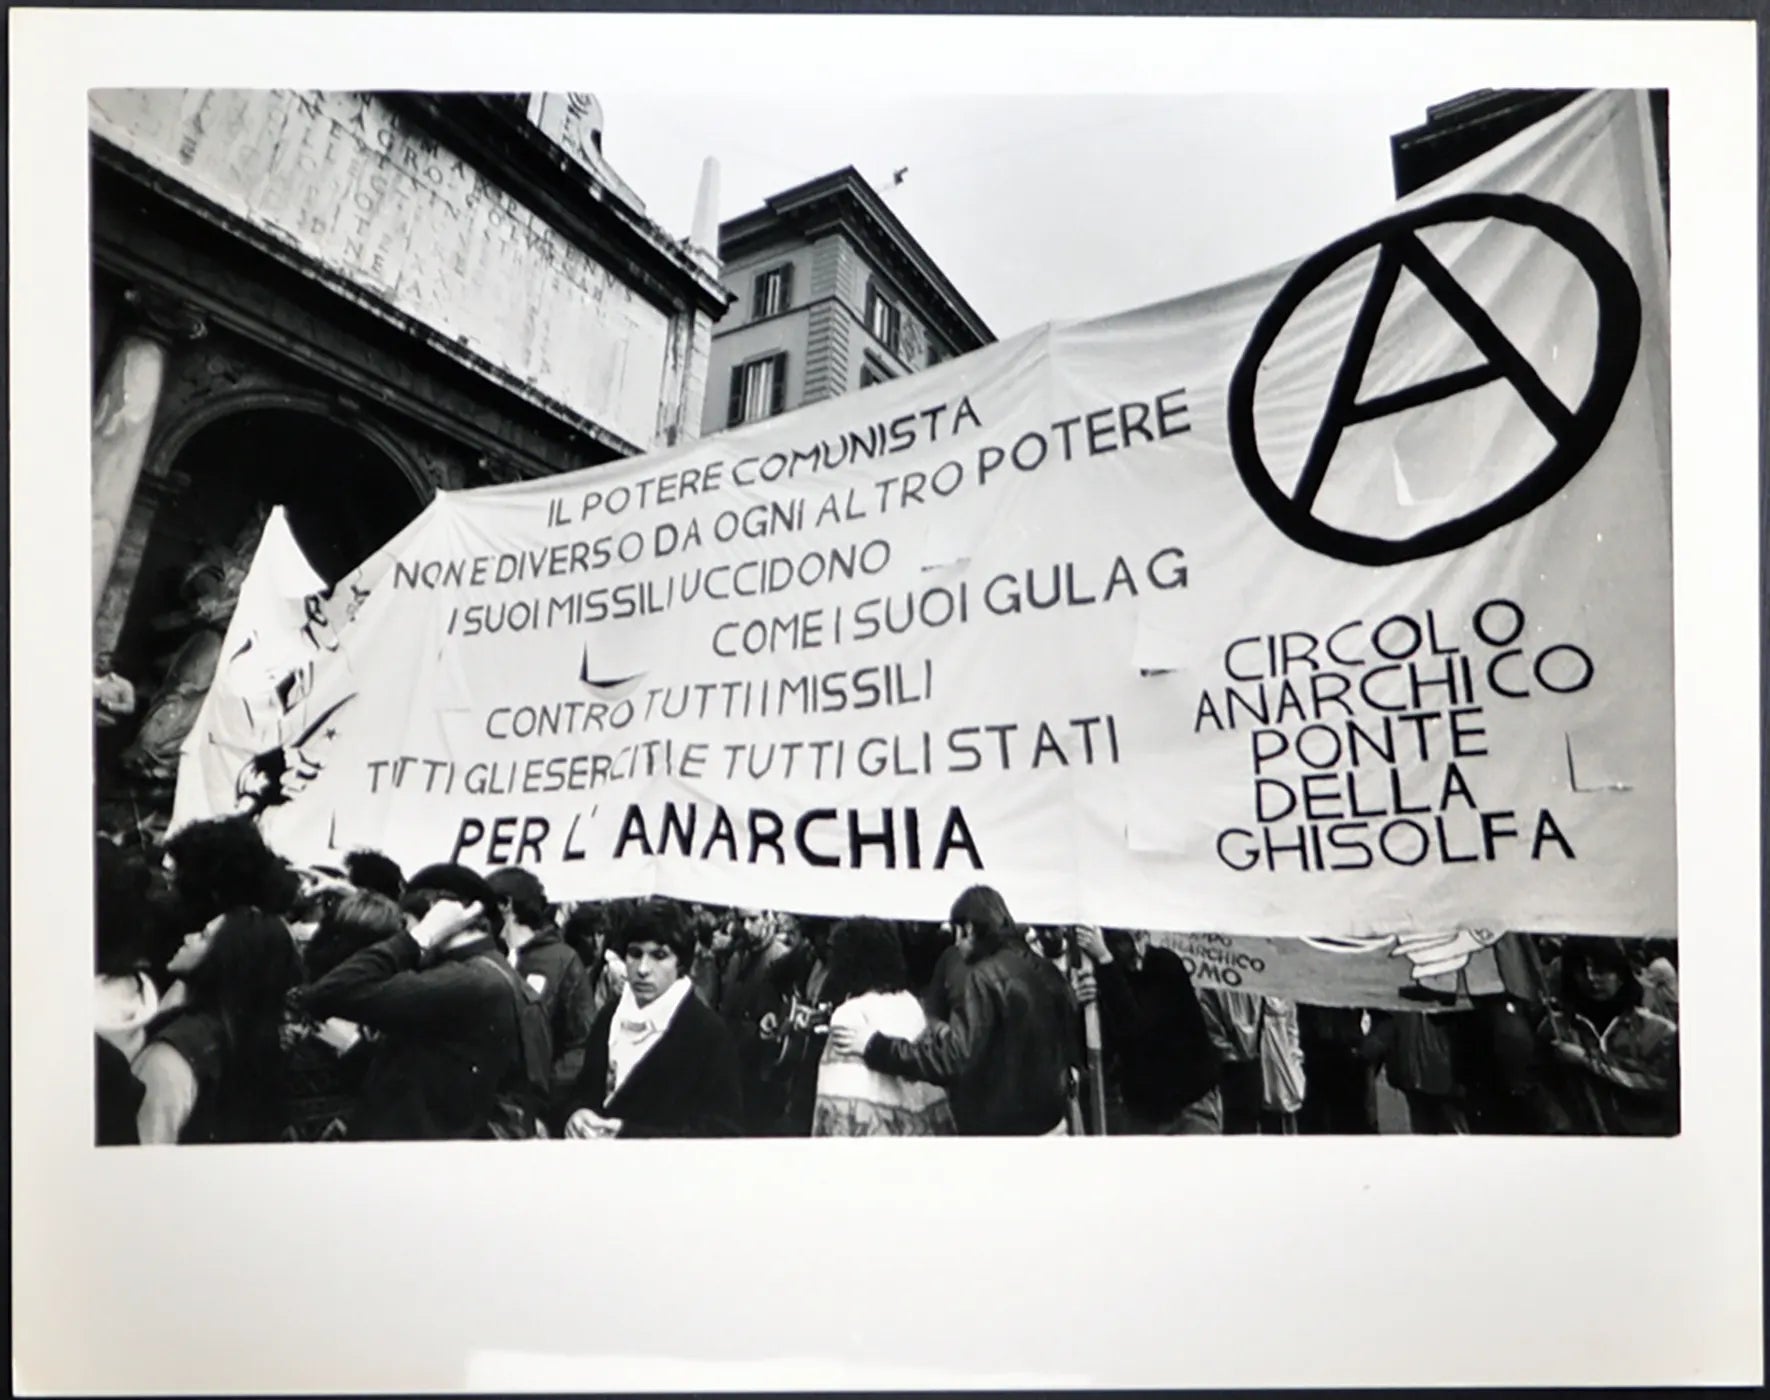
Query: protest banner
1150 931 1514 1010
176 92 1673 970
171 507 329 831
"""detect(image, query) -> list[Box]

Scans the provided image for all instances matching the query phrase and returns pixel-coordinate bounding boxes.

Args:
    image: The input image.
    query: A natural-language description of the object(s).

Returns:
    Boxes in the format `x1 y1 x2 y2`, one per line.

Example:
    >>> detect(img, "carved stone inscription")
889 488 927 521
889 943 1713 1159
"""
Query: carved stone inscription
90 89 673 448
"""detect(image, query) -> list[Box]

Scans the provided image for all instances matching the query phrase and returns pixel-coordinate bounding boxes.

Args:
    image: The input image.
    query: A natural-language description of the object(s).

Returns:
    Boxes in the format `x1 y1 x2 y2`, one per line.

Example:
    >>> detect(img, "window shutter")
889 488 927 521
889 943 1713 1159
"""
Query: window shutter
779 263 794 312
770 354 787 415
728 364 745 426
751 275 767 320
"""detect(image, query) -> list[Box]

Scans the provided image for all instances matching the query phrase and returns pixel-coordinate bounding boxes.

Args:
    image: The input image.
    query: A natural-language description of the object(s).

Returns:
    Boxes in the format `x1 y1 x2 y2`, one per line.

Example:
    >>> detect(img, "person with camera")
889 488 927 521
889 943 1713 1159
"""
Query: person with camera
717 908 799 1134
1069 925 1224 1135
552 900 742 1139
765 914 837 1136
830 885 1080 1136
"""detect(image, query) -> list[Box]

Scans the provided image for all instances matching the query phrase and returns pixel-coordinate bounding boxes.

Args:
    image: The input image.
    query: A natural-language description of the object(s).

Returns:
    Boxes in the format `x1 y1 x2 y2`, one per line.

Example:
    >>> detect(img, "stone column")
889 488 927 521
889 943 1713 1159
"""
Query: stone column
90 289 207 616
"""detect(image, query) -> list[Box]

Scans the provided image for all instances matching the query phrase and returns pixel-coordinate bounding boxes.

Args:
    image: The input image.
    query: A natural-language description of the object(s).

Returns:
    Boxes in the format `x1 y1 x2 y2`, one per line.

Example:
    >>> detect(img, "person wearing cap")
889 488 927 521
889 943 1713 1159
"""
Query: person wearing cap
298 862 520 1140
486 867 595 1108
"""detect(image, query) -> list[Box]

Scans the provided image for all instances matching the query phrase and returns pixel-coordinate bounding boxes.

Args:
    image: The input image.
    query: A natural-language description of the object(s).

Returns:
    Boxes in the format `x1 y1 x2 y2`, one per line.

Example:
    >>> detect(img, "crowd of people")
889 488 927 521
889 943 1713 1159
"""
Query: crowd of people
93 815 1681 1144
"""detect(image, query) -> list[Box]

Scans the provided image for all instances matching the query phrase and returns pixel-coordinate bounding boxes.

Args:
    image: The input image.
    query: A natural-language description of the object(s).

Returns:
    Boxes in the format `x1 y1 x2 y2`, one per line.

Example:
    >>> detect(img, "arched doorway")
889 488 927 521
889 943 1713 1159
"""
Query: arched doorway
97 407 426 841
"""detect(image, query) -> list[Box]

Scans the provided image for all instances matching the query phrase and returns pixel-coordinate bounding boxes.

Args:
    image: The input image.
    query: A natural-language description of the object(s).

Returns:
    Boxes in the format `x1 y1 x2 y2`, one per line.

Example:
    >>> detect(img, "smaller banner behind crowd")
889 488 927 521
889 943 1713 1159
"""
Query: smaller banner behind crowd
174 92 1673 1000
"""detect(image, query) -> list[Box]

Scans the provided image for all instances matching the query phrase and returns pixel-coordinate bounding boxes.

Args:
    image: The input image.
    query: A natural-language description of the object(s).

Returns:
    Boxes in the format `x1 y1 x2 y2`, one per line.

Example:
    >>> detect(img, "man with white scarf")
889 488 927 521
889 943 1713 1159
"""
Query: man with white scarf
555 900 743 1140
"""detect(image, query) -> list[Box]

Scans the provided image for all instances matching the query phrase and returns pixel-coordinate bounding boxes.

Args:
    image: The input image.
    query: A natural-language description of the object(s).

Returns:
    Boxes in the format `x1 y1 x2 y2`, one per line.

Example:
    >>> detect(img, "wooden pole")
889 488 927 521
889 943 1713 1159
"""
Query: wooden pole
1084 999 1108 1137
1521 933 1608 1131
1065 927 1109 1136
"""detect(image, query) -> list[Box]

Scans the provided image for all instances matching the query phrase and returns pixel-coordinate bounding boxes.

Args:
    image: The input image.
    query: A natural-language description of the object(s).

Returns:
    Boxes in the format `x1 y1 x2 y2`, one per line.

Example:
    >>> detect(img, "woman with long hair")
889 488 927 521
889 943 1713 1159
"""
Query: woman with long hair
133 909 301 1143
812 918 956 1137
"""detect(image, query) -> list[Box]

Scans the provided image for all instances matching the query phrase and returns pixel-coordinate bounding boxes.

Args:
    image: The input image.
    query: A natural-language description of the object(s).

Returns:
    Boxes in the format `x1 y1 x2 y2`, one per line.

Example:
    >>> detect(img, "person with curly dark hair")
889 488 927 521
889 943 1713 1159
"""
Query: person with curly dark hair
162 816 298 925
343 848 404 904
133 909 302 1143
813 918 955 1136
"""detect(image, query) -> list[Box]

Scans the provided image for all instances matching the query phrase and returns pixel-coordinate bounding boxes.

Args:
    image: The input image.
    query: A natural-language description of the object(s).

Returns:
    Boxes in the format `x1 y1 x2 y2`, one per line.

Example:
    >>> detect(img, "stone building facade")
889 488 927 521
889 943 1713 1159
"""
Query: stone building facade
90 90 730 835
701 167 993 435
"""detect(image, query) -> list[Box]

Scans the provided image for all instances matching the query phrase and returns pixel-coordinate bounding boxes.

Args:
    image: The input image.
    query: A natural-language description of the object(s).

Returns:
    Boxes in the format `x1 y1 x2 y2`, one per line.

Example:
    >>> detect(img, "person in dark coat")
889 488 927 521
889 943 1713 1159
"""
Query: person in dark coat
281 888 403 1142
553 900 742 1139
832 885 1081 1136
1297 1004 1376 1134
487 867 594 1108
1073 925 1223 1134
1361 1010 1470 1134
299 863 520 1140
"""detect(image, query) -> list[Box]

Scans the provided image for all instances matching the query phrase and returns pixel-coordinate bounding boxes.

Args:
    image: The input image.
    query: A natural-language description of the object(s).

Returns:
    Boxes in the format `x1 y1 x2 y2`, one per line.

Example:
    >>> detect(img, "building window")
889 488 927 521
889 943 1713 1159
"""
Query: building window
859 355 894 389
926 340 945 368
729 352 787 426
752 263 794 320
865 283 901 356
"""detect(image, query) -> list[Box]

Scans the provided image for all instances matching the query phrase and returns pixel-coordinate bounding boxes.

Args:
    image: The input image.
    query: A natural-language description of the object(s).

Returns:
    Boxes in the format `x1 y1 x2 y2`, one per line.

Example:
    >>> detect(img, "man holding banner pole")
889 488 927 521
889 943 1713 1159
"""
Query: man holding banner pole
1071 927 1223 1136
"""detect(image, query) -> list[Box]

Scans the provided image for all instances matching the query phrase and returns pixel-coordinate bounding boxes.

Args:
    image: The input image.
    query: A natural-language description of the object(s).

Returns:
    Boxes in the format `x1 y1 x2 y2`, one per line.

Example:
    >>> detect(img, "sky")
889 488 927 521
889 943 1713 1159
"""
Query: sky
597 89 1456 339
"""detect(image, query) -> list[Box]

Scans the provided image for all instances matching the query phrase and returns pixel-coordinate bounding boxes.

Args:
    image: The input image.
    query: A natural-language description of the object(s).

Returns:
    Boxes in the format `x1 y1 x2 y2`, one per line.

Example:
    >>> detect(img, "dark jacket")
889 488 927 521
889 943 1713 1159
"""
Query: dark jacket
1094 945 1221 1120
1363 1010 1464 1099
922 942 971 1022
554 991 743 1139
280 1013 377 1142
303 931 519 1140
865 940 1081 1135
515 929 595 1100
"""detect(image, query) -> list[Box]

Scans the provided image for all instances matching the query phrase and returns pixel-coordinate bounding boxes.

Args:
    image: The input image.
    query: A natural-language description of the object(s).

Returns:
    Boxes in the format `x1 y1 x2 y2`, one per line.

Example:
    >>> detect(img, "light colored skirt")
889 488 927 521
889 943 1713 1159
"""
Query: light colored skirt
812 1094 958 1137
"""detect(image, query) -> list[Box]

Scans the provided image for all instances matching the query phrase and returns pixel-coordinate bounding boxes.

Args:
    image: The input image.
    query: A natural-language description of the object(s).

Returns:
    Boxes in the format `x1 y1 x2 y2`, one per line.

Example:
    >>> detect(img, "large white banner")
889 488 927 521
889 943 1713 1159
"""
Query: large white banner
177 91 1673 942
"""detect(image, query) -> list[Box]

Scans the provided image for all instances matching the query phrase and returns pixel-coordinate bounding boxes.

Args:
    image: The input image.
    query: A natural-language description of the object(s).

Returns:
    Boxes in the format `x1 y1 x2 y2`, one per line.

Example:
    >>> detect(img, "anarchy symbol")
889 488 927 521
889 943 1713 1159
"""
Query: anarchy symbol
1227 193 1643 567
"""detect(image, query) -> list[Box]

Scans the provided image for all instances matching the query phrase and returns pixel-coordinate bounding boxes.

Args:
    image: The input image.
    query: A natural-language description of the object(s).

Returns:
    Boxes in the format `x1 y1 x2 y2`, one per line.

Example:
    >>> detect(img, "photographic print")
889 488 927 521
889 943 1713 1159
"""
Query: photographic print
88 83 1677 1146
13 10 1760 1394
